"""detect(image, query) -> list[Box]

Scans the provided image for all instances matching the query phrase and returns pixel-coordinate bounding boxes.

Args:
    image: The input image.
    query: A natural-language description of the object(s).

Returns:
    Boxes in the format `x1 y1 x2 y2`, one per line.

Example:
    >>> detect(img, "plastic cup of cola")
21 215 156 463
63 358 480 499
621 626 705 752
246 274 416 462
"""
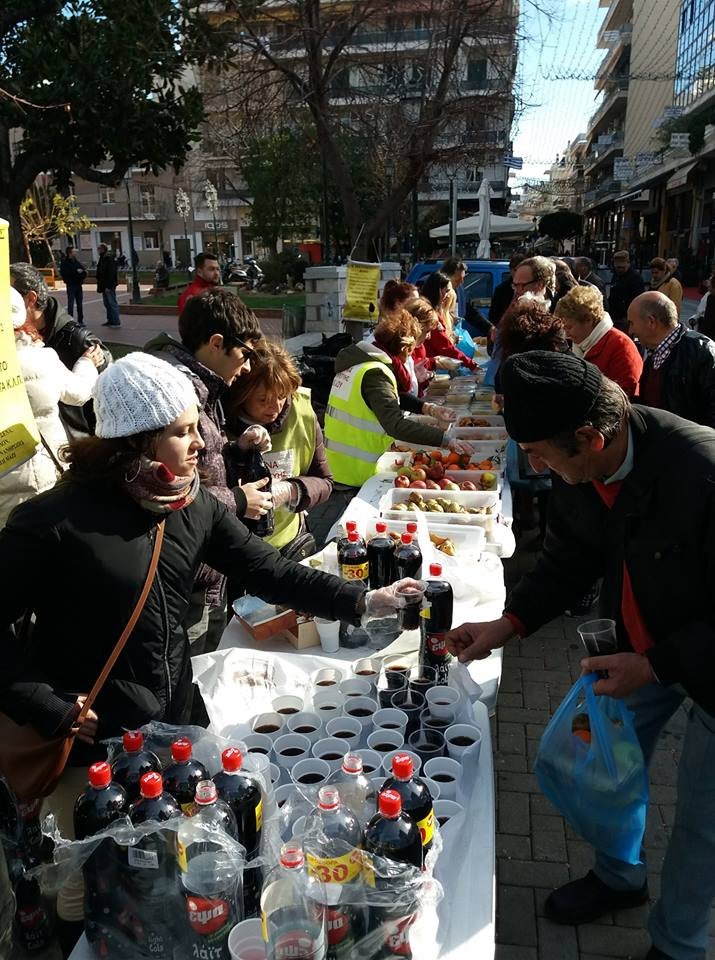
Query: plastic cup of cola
272 733 312 772
421 777 441 802
425 686 461 720
367 728 405 757
372 708 409 737
343 696 379 746
389 689 426 738
312 691 346 724
272 695 304 718
287 712 324 745
352 658 381 694
339 678 373 700
353 749 382 776
242 733 274 756
251 712 285 741
407 728 446 766
312 737 349 774
434 799 464 829
311 667 344 690
325 715 362 752
445 724 482 763
423 757 461 802
291 758 331 790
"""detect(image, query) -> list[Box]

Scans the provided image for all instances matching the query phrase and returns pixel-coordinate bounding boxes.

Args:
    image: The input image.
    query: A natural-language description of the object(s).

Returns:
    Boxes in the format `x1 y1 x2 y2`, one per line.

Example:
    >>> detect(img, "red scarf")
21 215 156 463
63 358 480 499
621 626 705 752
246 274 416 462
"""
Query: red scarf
374 337 412 393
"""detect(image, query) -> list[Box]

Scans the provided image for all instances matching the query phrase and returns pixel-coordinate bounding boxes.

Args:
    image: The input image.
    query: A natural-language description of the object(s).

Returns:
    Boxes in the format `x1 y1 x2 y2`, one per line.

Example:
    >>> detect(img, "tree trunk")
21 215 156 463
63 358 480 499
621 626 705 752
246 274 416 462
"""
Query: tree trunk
0 192 25 262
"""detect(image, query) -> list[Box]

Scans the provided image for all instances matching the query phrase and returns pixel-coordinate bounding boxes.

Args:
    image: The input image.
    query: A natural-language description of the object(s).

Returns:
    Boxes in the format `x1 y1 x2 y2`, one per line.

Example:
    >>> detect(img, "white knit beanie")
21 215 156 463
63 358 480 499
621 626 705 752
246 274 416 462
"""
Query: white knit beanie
93 352 198 438
10 287 26 328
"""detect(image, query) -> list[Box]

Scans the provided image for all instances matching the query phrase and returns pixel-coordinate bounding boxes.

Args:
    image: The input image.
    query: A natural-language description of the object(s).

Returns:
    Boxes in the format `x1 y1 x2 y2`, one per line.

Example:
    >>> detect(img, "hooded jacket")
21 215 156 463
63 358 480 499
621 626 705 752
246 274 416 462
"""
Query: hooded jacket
333 341 446 449
0 475 365 765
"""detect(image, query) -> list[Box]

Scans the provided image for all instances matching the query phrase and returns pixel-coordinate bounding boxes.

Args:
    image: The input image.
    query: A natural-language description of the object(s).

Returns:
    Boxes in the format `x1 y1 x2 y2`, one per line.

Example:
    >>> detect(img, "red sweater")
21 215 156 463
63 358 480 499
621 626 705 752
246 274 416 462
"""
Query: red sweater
584 327 643 398
178 275 216 315
423 321 477 371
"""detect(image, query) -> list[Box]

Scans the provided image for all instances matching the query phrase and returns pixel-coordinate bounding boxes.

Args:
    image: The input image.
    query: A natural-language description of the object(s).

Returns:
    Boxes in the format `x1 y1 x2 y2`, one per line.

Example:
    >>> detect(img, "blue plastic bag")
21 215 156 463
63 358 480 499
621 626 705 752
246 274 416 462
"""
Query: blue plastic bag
534 674 649 864
453 322 476 359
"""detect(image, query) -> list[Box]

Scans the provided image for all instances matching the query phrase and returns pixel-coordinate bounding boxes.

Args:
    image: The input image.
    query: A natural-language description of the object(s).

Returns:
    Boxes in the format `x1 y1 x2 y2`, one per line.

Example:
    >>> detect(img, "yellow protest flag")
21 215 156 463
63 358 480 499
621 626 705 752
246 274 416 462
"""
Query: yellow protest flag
0 220 39 478
343 260 380 322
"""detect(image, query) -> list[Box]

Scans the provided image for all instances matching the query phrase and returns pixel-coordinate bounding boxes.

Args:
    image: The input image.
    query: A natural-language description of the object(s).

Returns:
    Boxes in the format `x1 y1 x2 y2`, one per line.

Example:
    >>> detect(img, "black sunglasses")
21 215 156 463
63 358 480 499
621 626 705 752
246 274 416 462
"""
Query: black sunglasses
234 337 257 363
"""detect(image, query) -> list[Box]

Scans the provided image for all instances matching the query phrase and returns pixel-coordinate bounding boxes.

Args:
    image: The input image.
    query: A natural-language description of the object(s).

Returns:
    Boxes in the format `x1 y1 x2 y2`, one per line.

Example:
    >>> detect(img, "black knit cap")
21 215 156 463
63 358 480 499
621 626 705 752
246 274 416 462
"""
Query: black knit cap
501 351 604 443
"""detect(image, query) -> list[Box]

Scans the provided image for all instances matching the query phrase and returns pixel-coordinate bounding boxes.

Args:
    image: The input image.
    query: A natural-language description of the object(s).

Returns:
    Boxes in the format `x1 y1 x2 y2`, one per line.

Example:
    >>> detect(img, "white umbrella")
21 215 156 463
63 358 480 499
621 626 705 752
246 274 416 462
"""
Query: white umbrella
428 214 532 239
476 180 492 258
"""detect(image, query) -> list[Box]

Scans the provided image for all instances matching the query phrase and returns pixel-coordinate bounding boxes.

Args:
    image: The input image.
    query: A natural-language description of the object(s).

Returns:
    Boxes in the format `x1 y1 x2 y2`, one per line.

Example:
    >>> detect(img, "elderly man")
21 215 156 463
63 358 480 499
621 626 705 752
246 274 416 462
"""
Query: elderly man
628 291 715 427
10 262 111 436
574 256 606 294
447 349 715 960
608 251 645 331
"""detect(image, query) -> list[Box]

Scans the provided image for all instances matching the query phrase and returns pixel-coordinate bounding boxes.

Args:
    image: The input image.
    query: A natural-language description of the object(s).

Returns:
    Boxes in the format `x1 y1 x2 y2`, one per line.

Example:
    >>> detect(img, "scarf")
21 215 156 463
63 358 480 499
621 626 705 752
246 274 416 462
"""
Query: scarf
374 336 413 393
123 456 200 514
572 313 614 358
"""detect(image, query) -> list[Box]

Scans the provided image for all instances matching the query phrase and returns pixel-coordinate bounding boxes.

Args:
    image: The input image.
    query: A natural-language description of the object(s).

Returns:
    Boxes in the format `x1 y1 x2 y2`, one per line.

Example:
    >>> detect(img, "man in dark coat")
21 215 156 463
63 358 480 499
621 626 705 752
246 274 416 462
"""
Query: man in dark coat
575 256 606 294
629 290 715 427
58 245 87 323
96 243 120 327
446 350 715 960
608 250 645 331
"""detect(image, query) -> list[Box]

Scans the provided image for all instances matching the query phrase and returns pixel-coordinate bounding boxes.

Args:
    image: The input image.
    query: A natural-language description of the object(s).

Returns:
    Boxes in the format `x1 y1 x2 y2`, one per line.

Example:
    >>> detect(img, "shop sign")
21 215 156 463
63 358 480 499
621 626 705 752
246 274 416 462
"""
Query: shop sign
670 133 690 149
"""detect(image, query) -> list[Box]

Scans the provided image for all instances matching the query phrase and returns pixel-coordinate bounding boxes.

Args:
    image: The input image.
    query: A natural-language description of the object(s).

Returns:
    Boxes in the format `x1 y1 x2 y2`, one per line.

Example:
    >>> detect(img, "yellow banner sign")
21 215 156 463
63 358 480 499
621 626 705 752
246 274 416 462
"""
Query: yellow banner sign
343 260 380 322
0 220 39 478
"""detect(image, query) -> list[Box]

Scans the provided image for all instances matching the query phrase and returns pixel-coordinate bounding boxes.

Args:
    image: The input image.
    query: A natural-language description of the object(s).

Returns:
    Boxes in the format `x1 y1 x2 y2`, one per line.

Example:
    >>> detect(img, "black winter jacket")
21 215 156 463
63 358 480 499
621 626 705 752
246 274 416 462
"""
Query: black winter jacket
607 268 645 326
96 252 118 292
59 257 86 286
638 326 715 428
0 476 365 765
506 406 715 715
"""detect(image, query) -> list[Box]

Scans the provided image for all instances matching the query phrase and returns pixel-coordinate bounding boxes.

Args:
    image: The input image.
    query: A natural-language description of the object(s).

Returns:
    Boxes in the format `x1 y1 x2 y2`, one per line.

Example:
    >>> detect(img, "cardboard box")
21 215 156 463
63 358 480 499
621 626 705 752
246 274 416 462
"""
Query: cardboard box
282 617 320 650
233 596 297 642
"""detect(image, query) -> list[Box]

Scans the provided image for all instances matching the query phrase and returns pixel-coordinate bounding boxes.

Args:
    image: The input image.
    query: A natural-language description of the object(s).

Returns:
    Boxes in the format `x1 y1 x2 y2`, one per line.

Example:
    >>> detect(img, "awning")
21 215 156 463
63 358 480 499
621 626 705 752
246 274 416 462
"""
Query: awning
666 160 698 192
617 188 650 204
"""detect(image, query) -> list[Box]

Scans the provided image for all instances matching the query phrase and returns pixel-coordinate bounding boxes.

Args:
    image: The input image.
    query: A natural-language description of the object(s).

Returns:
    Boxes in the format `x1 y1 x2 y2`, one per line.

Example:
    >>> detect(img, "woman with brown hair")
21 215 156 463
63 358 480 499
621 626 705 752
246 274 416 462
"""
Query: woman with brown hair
224 339 332 559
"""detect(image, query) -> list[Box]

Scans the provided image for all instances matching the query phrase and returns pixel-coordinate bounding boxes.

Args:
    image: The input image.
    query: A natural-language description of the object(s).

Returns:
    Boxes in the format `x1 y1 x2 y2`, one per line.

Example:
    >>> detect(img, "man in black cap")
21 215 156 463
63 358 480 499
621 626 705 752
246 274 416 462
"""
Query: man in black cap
446 351 715 960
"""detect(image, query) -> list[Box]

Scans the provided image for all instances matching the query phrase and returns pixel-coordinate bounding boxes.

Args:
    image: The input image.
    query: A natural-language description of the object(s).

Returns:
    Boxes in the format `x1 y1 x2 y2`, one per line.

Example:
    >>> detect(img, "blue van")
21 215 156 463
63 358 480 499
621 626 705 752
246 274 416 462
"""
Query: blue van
406 259 511 322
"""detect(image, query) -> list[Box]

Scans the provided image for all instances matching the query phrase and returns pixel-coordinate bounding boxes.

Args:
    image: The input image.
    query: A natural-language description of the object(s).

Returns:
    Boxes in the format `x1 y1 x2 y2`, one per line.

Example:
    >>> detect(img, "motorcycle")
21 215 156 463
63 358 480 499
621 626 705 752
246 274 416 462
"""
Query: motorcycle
222 258 264 290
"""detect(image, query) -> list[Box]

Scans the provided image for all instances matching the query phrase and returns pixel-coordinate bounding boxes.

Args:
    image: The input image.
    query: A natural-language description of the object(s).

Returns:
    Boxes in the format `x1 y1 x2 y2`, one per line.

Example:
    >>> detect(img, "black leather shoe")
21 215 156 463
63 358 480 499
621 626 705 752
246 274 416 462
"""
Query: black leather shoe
644 947 675 960
544 870 649 925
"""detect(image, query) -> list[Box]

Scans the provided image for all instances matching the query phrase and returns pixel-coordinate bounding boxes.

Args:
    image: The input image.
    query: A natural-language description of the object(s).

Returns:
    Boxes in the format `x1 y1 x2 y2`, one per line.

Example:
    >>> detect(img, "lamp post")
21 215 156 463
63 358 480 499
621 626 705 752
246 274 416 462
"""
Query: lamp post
124 177 142 303
175 188 192 275
204 179 220 259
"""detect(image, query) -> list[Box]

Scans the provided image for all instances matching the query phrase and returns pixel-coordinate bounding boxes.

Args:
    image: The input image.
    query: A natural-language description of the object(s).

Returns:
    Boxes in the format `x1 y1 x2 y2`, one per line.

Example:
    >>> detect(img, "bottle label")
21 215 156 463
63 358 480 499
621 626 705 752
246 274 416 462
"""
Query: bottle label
416 808 435 849
177 839 188 873
383 911 416 957
305 849 363 884
127 847 159 870
425 632 448 657
180 801 194 815
420 606 430 620
341 561 369 582
324 904 355 950
255 797 263 833
186 894 232 937
261 911 268 943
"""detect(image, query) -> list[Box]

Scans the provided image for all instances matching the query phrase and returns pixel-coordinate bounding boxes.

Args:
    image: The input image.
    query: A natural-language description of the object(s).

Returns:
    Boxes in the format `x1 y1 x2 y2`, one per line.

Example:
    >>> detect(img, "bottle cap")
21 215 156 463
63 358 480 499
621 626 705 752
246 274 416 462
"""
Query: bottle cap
348 531 360 543
171 738 192 762
140 772 163 799
123 730 144 753
429 562 443 577
194 780 218 805
346 520 357 533
317 786 340 811
88 762 111 789
375 521 387 534
401 533 413 545
406 521 418 534
378 789 402 819
392 753 414 780
341 753 363 776
280 844 305 869
222 747 243 772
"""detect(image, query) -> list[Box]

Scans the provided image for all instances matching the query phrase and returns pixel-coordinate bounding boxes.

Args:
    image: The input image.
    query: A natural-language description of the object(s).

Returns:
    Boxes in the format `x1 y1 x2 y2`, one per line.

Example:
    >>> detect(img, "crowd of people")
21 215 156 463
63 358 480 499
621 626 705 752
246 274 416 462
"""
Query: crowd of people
3 244 715 960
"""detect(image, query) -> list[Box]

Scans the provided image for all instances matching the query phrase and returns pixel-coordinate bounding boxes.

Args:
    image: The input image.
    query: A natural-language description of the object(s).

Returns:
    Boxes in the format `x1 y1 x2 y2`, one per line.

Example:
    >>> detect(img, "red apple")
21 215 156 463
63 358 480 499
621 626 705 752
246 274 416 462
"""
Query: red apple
438 478 453 490
394 475 410 488
411 467 427 482
409 480 427 489
425 479 441 490
460 481 478 491
426 463 445 481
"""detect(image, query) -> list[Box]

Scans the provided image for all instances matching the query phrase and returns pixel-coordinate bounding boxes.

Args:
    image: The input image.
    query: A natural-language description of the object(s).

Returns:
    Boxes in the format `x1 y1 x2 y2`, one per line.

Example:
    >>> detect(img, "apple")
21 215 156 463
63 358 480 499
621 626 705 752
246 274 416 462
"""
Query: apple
426 463 445 481
394 475 410 488
397 467 412 478
439 479 459 491
411 468 427 482
409 480 427 489
425 479 441 490
460 481 478 491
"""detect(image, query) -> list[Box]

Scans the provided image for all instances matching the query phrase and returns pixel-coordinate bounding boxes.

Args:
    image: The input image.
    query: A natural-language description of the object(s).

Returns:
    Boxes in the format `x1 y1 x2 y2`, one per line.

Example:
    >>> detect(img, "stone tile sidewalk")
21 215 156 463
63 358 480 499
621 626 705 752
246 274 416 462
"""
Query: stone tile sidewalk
493 609 712 960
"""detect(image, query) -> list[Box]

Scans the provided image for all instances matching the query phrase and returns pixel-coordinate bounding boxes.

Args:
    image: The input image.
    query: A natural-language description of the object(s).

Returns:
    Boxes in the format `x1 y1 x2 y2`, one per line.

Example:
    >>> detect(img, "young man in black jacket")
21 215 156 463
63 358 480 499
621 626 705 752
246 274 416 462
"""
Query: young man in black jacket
608 250 645 331
96 243 120 327
58 245 86 323
447 351 715 960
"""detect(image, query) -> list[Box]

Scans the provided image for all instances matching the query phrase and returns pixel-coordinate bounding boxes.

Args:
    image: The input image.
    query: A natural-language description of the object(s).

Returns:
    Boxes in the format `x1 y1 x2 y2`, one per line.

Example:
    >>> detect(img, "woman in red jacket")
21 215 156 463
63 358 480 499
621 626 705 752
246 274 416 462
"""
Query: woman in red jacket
419 271 477 371
555 284 643 397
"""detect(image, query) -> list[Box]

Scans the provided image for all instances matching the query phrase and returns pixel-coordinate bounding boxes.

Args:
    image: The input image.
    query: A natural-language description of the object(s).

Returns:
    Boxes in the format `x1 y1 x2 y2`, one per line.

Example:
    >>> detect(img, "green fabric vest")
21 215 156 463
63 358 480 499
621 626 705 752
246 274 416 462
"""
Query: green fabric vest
264 388 316 550
324 359 395 486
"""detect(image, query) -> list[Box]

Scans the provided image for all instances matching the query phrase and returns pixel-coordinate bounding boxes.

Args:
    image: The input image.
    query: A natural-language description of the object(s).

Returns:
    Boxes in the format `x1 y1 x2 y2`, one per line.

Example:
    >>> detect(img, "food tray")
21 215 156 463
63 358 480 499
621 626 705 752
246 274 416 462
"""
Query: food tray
447 427 508 442
390 440 507 462
379 488 499 527
456 415 504 427
364 517 486 555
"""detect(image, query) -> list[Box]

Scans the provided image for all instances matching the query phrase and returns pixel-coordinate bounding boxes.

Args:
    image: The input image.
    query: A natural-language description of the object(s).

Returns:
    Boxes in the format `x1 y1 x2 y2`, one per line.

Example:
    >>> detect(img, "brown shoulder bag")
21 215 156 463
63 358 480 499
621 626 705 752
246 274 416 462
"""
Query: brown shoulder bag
0 521 165 801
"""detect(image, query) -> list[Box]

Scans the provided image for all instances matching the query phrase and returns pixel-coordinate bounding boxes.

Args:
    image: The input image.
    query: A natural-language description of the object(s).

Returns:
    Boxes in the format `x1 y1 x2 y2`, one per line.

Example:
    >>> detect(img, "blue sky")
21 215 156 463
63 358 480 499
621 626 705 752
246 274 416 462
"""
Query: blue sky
511 0 608 190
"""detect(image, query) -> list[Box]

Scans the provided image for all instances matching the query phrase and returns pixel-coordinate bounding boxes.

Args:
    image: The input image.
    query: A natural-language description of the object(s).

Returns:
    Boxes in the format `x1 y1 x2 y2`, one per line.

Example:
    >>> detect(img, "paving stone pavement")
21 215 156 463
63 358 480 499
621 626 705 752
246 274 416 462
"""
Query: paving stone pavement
494 546 714 960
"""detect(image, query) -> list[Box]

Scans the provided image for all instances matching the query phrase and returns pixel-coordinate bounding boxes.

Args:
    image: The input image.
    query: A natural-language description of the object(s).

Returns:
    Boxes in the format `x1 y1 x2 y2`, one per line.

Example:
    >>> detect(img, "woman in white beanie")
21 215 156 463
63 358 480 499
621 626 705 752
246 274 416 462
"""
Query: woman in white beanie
0 350 419 949
0 287 103 528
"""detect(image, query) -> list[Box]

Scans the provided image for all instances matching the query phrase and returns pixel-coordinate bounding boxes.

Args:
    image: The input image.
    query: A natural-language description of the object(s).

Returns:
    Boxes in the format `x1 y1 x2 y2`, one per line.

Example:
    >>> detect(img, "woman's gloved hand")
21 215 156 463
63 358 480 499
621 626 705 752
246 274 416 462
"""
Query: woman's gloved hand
272 479 298 510
446 438 475 455
363 578 426 621
424 402 457 424
435 356 461 371
414 360 433 385
237 424 272 453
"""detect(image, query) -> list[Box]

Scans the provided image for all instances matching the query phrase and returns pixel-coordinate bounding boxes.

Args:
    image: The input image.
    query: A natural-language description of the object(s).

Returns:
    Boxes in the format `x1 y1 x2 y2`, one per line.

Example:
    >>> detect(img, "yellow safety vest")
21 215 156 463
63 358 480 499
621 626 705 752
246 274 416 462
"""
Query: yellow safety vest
324 360 395 486
263 388 316 550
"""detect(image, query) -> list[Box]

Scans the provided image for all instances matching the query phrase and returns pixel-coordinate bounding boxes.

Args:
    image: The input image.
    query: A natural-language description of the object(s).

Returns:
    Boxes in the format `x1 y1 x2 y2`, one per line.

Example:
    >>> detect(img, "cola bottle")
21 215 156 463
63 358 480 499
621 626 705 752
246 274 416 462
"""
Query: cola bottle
304 787 366 959
110 730 161 803
326 753 371 827
336 521 359 565
243 448 275 538
339 531 369 584
74 762 129 841
178 780 238 874
363 790 422 959
213 748 264 916
127 772 183 957
367 522 395 589
11 858 53 954
16 799 43 864
418 562 454 685
393 534 421 581
261 844 327 960
382 753 433 862
181 846 241 960
163 737 209 812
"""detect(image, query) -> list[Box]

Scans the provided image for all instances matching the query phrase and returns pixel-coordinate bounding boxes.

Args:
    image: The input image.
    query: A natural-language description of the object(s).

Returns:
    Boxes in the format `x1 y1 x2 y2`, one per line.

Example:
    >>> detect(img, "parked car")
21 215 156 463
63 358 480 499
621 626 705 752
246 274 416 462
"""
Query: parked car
406 259 511 334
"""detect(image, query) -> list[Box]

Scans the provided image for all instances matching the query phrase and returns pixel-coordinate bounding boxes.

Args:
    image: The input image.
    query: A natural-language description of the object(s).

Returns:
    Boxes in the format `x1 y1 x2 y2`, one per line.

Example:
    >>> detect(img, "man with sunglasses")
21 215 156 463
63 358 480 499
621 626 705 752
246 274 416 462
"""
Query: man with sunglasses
146 289 270 716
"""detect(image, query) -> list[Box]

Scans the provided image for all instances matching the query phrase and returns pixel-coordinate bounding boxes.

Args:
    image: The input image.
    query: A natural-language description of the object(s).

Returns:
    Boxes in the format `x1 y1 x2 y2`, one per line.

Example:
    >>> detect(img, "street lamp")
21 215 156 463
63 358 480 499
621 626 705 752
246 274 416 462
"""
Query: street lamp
204 179 220 259
175 188 192 275
124 177 142 303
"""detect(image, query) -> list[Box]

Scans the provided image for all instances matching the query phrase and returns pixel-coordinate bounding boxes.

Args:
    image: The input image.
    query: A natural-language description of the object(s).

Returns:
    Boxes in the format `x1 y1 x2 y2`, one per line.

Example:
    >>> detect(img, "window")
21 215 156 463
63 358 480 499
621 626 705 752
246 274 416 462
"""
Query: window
99 187 116 204
467 59 488 87
140 185 156 216
143 231 159 249
464 272 493 300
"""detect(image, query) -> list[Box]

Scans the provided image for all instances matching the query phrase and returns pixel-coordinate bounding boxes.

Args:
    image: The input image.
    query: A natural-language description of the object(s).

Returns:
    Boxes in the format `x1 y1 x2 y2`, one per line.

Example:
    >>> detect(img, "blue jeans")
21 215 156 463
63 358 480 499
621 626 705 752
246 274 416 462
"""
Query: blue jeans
593 683 715 958
66 284 83 323
102 287 120 325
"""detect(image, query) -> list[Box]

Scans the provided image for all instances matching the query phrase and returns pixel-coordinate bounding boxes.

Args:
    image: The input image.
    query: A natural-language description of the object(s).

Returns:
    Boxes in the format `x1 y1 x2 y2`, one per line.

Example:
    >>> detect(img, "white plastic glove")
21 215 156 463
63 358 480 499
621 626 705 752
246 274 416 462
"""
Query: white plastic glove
414 360 433 385
272 479 297 510
237 424 272 453
447 438 475 455
435 356 461 371
239 478 274 519
363 578 426 621
424 402 457 424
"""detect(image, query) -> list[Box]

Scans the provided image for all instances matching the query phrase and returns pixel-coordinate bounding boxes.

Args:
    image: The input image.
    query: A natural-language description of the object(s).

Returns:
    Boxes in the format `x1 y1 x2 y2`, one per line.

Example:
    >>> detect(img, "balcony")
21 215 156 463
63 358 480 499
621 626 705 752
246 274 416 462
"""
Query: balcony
597 0 633 44
584 132 624 175
588 78 629 136
595 26 632 91
461 78 510 94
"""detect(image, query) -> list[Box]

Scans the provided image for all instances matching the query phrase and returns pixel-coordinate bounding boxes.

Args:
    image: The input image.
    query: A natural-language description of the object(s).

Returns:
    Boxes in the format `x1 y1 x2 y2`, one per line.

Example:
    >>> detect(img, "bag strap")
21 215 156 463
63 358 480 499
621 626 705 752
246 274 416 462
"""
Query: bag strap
39 433 64 477
75 521 165 725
